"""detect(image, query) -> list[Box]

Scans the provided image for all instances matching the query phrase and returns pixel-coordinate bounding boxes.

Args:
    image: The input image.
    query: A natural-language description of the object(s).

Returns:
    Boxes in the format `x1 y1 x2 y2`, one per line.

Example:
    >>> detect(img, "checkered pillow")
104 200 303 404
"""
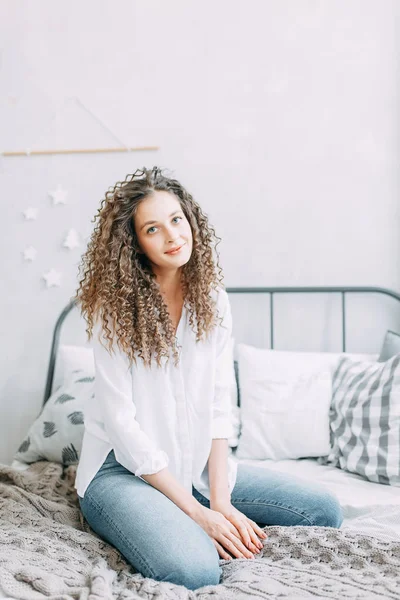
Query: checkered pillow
321 353 400 486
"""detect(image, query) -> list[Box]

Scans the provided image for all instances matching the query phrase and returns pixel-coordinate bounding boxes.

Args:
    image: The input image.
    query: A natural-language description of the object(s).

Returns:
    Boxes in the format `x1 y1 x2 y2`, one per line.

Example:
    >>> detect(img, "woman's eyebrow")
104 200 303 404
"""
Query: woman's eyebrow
141 210 182 230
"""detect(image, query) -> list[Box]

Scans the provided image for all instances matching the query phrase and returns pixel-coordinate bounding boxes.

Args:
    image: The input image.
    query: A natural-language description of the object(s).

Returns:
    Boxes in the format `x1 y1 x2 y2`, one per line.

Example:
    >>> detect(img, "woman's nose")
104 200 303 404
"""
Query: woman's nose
165 227 180 242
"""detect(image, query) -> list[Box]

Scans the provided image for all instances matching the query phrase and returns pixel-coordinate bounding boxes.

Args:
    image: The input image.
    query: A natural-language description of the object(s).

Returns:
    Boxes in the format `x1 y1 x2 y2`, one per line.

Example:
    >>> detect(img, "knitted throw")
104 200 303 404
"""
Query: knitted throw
0 460 399 599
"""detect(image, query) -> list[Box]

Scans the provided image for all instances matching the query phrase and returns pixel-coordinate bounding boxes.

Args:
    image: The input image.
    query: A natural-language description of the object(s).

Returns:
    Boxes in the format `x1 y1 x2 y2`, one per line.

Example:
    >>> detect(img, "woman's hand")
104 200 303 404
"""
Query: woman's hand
210 498 268 558
192 505 260 560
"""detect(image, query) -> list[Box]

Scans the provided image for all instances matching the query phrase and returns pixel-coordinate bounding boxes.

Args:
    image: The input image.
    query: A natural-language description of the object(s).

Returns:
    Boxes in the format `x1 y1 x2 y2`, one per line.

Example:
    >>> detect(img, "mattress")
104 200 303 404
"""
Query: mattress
1 456 399 598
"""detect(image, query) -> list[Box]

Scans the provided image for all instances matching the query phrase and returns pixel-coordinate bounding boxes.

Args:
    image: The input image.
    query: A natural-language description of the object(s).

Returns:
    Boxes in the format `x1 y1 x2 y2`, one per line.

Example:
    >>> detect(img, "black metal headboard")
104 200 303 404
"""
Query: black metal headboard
43 285 400 406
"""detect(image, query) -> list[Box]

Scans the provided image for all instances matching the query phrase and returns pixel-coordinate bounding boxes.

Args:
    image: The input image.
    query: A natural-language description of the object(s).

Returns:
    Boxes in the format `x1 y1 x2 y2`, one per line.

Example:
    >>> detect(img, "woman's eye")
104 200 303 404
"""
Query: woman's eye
147 216 182 234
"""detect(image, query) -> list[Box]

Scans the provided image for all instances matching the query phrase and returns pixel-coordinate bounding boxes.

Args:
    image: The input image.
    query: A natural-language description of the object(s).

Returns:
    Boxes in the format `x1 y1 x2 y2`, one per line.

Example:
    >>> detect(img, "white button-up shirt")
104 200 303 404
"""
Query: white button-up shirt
75 286 238 500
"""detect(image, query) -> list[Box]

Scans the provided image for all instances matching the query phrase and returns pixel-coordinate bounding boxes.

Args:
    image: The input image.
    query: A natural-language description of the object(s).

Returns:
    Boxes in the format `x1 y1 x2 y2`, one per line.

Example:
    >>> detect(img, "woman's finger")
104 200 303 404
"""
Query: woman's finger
223 514 264 555
237 520 260 549
222 531 255 559
246 517 268 540
231 517 252 547
241 519 263 547
226 516 259 552
227 522 242 540
213 539 232 561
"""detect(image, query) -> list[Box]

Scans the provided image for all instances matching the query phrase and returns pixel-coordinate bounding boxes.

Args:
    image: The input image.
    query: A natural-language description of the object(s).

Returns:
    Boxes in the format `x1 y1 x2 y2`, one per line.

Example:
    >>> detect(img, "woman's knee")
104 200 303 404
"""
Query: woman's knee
155 527 222 590
157 552 222 590
312 491 343 528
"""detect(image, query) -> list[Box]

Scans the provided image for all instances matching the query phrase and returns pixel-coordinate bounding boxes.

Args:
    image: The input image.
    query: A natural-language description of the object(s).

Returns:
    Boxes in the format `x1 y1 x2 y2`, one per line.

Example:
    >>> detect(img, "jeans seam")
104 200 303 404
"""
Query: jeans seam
233 500 315 526
194 494 315 526
82 491 157 578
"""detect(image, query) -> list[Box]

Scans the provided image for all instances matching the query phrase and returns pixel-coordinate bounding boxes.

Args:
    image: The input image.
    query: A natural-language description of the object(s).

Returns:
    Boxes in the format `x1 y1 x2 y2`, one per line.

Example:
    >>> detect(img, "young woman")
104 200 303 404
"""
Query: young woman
74 166 343 591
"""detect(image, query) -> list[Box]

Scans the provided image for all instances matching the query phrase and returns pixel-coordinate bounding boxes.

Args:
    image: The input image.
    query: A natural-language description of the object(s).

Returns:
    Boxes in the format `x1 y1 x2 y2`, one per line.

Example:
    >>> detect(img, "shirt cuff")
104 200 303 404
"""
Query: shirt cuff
133 449 170 478
211 415 235 440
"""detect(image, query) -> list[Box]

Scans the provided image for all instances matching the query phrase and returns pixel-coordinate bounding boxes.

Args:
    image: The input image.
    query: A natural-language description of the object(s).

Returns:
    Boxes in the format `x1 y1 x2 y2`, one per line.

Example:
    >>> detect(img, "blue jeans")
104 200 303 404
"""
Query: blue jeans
78 449 343 591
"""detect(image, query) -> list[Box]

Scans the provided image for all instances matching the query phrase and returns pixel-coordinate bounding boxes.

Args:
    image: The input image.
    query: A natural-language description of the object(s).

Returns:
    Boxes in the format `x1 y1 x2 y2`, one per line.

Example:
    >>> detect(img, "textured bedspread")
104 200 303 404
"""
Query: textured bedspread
0 460 399 600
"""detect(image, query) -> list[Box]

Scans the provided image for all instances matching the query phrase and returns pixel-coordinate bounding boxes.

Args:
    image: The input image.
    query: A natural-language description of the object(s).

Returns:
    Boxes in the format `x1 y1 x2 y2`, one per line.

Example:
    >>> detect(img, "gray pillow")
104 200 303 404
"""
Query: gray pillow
319 353 400 486
378 330 400 362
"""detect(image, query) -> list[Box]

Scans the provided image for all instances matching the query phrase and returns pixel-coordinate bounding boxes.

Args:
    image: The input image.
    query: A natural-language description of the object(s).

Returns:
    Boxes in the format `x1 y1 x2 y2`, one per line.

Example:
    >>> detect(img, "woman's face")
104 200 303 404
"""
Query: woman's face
134 190 193 274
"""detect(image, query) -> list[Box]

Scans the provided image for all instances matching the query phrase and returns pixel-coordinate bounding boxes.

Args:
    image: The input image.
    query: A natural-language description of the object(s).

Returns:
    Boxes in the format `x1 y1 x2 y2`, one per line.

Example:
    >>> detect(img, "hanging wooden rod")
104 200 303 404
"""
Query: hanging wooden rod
2 145 160 157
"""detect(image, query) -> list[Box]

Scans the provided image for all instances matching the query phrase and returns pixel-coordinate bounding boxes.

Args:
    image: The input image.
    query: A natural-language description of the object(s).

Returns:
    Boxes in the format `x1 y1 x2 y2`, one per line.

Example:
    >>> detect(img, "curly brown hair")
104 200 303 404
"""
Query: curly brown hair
74 166 226 369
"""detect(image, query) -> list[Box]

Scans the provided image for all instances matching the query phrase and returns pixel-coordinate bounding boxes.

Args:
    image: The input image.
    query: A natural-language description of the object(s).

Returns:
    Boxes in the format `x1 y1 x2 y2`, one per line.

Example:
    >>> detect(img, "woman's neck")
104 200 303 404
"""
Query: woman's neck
155 271 183 303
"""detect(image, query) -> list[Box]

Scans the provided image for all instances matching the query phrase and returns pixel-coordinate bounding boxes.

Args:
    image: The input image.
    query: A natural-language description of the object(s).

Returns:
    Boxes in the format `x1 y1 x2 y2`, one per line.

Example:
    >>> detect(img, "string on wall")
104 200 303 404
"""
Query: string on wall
2 96 160 157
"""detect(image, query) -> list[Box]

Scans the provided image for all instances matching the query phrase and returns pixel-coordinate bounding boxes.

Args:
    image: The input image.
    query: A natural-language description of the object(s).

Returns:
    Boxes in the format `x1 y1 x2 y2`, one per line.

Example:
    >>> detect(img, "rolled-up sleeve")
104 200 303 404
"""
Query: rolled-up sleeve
92 318 169 478
212 292 236 440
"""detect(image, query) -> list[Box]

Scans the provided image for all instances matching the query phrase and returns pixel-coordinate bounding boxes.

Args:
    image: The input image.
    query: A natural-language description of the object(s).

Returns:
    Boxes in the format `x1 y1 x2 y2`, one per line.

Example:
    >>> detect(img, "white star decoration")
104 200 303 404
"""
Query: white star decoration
23 246 37 261
23 207 38 220
48 184 68 206
63 228 80 249
42 268 62 288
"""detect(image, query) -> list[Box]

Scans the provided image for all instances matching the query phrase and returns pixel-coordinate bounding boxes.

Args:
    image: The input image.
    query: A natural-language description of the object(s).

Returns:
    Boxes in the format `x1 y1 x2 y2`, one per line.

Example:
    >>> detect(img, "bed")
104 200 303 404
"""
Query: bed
1 285 400 600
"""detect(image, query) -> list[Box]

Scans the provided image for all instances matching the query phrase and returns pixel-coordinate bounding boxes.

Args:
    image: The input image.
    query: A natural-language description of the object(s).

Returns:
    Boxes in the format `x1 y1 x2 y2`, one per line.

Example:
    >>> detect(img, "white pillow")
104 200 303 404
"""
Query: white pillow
235 344 378 461
14 371 94 465
52 345 95 392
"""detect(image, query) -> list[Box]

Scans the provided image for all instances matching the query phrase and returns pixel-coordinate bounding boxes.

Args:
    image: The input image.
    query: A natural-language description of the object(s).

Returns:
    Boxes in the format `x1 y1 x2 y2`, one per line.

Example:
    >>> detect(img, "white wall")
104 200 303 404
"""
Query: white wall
1 0 399 465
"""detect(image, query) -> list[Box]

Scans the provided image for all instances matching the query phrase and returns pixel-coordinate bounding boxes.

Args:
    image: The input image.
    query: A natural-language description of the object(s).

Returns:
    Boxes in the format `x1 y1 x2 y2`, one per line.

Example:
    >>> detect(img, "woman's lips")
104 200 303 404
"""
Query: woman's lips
165 243 185 255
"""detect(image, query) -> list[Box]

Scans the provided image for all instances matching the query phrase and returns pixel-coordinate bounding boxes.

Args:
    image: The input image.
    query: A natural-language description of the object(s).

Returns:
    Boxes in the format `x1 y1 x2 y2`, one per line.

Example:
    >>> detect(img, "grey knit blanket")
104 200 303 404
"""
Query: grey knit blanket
0 461 399 600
